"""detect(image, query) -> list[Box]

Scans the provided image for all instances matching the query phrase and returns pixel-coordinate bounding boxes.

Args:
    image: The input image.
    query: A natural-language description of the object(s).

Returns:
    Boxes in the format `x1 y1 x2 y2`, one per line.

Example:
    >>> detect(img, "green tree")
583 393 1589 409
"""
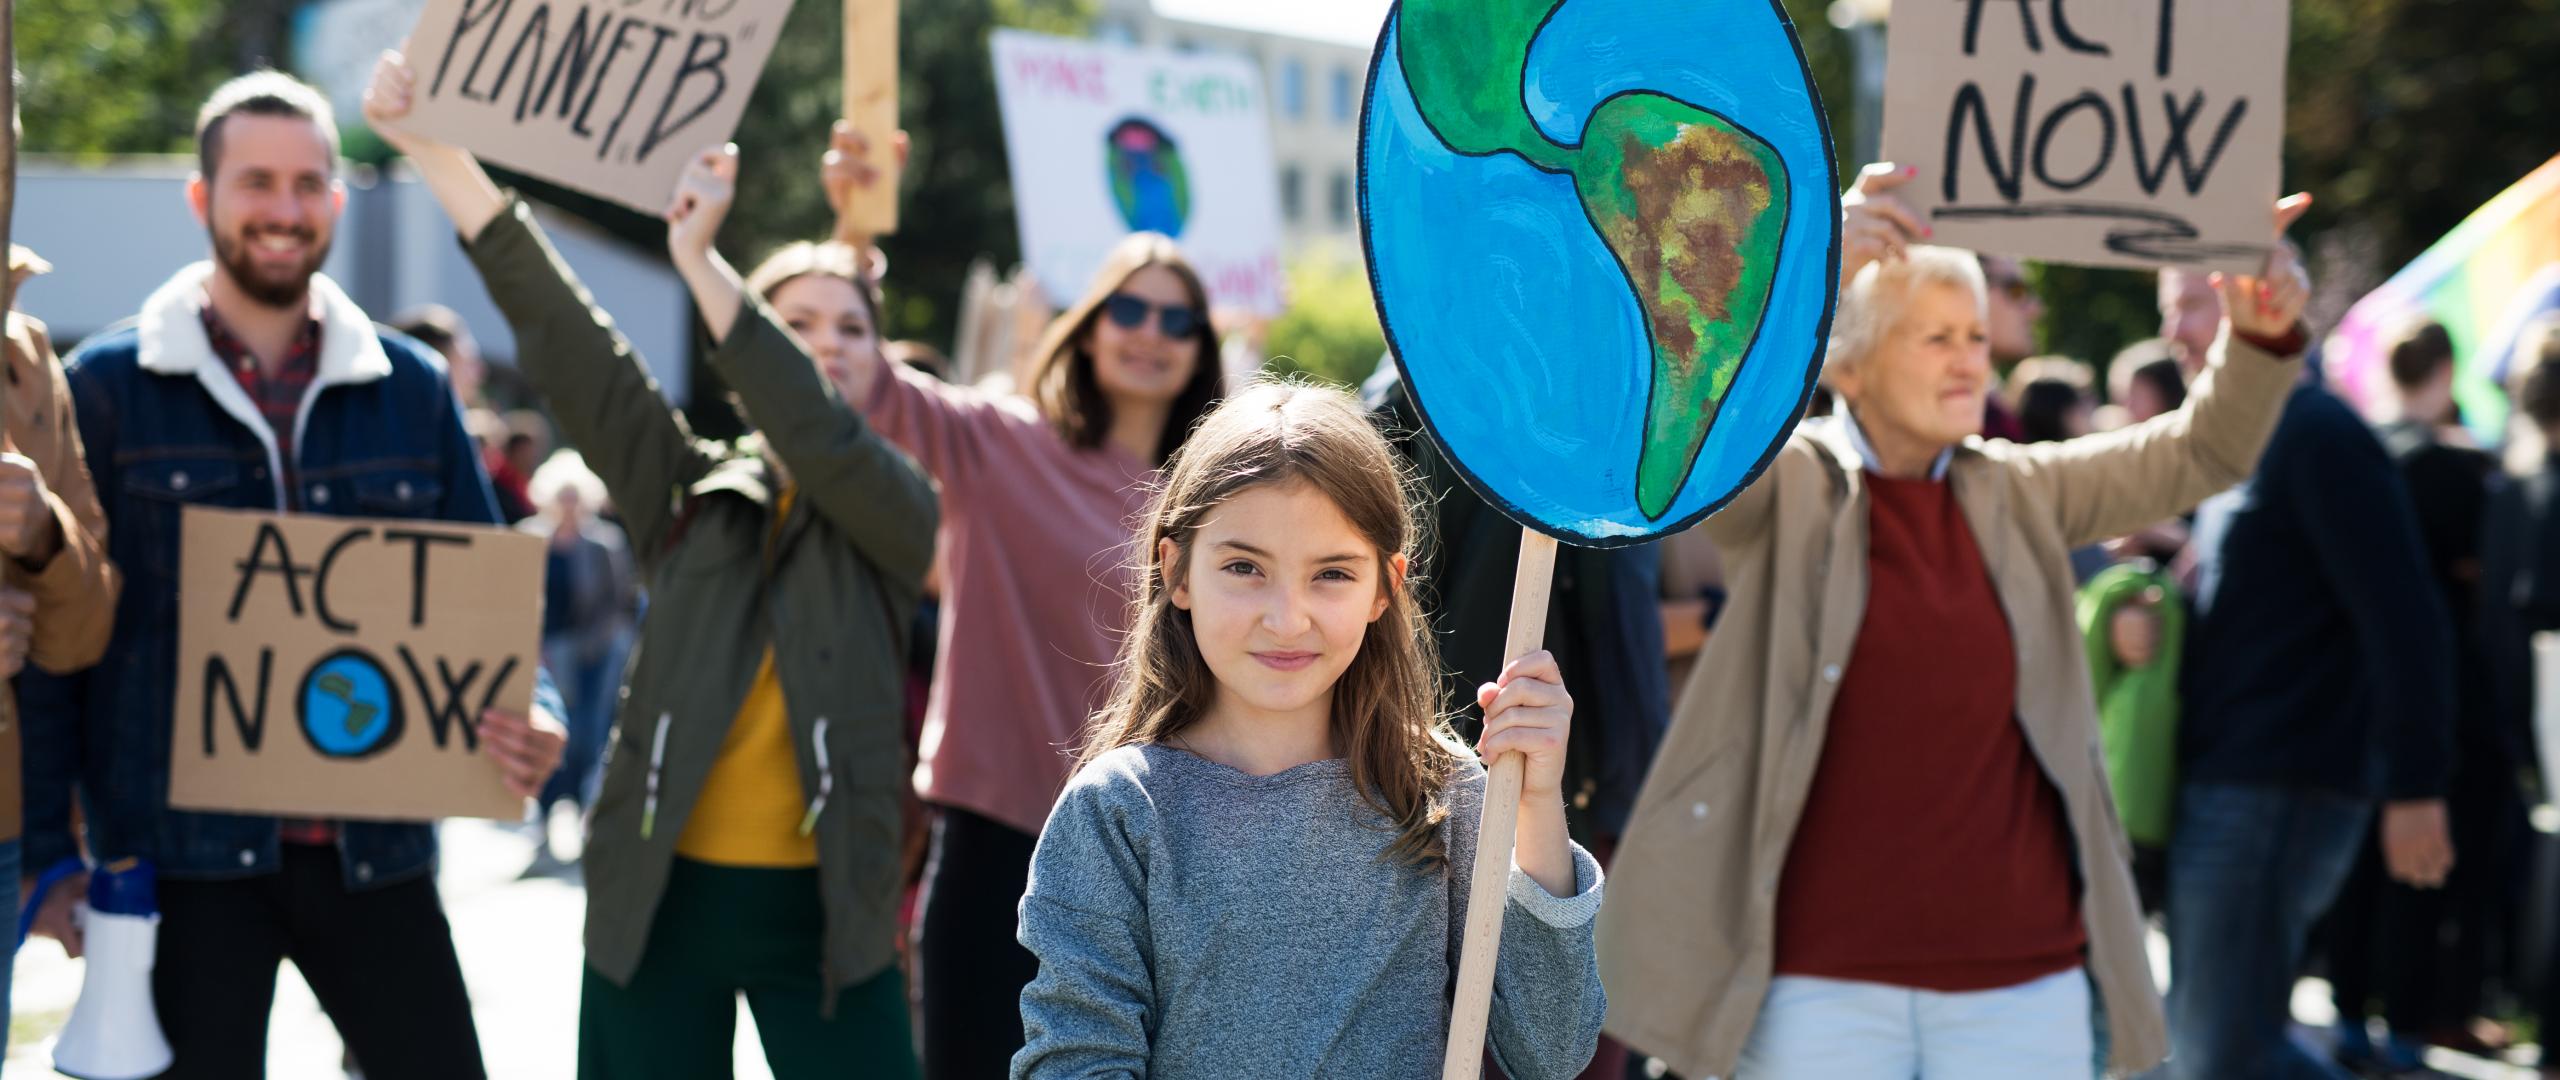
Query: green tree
1263 256 1387 389
16 0 289 159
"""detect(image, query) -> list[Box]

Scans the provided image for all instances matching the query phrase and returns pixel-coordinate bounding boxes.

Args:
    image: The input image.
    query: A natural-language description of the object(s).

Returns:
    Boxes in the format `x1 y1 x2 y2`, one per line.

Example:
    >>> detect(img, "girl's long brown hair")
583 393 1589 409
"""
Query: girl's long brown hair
1079 380 1467 867
1026 232 1224 465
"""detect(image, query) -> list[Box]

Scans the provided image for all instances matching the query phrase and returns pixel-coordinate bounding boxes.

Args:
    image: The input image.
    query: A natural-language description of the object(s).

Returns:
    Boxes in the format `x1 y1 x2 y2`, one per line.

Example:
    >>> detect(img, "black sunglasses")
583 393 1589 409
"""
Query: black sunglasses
1101 293 1203 339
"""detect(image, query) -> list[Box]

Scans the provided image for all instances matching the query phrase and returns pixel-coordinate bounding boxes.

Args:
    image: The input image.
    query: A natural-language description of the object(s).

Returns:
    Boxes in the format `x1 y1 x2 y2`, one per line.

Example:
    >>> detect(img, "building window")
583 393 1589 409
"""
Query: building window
1281 60 1306 120
1331 67 1355 125
1329 170 1352 228
1280 166 1304 223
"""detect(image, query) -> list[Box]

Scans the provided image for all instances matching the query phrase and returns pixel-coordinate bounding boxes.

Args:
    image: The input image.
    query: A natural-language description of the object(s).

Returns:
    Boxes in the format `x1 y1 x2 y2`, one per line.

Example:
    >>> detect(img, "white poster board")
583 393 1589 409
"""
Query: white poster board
990 30 1287 316
1880 0 2288 272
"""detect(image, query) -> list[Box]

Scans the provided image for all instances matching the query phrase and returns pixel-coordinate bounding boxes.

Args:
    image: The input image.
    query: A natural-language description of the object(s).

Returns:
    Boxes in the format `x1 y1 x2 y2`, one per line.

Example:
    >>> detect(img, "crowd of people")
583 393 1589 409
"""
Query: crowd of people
0 49 2555 1080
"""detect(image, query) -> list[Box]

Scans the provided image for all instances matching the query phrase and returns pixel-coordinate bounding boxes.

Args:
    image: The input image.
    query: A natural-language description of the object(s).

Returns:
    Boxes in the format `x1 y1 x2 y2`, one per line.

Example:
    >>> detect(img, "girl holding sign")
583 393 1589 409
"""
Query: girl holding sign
1598 163 2315 1080
820 125 1228 1077
1011 381 1605 1078
365 55 936 1078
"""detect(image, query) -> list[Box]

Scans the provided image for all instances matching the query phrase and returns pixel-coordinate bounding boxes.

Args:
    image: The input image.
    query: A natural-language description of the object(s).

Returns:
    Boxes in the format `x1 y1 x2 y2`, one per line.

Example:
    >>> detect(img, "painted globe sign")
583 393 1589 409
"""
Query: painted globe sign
1361 0 1841 544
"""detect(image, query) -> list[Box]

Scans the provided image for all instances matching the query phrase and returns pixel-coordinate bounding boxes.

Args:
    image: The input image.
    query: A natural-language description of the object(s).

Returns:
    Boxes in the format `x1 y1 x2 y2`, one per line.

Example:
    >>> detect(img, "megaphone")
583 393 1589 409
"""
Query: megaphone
30 857 174 1080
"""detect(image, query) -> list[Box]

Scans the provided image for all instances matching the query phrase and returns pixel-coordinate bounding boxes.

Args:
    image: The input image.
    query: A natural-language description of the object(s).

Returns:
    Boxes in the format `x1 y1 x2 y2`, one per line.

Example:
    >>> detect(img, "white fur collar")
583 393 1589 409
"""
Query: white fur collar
135 261 391 385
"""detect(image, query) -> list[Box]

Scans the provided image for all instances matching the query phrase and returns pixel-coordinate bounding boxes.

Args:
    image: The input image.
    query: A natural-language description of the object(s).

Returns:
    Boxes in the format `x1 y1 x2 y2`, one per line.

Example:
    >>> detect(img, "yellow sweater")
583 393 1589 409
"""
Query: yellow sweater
674 492 819 868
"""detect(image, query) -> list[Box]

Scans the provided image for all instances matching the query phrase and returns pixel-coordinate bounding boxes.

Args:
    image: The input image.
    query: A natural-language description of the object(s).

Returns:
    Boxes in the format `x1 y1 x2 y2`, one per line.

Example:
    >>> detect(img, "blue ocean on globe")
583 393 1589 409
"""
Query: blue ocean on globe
302 652 398 758
1361 0 1838 544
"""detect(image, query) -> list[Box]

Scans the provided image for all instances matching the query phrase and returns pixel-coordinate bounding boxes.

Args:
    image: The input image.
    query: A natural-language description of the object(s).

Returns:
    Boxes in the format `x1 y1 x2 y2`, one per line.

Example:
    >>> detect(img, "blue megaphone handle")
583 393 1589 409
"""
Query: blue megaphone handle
16 856 86 952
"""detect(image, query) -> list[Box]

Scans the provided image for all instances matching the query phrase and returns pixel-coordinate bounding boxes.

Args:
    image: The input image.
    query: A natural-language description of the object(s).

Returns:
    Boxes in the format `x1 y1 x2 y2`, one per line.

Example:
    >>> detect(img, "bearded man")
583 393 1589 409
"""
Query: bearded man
21 71 565 1078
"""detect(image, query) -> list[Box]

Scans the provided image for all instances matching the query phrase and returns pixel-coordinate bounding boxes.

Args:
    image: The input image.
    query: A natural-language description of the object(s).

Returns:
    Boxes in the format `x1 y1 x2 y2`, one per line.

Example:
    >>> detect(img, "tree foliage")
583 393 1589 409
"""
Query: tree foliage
16 0 288 159
1263 256 1387 390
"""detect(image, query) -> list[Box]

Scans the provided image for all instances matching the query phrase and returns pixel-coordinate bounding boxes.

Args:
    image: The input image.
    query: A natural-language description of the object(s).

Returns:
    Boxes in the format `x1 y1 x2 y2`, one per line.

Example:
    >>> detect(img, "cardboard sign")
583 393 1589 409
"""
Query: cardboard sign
1359 0 1839 545
990 30 1287 317
1880 0 2288 272
387 0 796 213
171 507 543 822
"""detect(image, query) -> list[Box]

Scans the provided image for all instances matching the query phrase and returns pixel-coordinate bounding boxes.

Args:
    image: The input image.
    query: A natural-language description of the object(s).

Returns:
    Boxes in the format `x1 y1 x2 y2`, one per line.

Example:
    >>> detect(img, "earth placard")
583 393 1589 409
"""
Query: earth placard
991 30 1287 317
170 506 543 822
1361 0 1841 545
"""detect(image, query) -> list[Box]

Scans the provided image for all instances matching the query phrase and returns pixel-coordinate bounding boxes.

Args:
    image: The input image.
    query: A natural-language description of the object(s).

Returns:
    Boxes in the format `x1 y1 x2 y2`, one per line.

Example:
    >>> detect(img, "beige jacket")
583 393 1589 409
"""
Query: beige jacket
1598 332 2300 1078
1 248 124 841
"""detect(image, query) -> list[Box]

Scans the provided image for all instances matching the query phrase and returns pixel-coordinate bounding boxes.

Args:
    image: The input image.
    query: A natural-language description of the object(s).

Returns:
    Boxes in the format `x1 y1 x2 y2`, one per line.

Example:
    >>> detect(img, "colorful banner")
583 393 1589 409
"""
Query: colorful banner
2328 154 2560 437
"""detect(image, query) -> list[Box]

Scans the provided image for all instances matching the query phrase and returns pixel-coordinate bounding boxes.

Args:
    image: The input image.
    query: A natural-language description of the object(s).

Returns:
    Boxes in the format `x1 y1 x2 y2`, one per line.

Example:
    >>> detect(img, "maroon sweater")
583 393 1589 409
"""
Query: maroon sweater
1772 471 2085 991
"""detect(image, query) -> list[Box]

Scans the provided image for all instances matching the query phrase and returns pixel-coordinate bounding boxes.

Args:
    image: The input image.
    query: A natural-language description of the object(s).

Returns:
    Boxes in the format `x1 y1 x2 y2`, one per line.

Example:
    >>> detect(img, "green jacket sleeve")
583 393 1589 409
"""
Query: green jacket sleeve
463 199 715 568
712 292 939 584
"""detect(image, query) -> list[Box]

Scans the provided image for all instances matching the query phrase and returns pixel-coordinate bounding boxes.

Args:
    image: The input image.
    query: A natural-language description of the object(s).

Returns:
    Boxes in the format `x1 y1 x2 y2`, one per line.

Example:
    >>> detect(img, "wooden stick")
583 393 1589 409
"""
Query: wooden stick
1 0 17 323
834 0 899 245
1442 527 1559 1079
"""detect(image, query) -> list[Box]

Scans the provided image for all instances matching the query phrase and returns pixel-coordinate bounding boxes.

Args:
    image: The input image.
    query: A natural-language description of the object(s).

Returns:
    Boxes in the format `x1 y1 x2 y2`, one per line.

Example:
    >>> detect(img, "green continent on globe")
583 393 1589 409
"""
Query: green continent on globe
1394 0 1789 519
1396 0 1571 167
1572 95 1786 518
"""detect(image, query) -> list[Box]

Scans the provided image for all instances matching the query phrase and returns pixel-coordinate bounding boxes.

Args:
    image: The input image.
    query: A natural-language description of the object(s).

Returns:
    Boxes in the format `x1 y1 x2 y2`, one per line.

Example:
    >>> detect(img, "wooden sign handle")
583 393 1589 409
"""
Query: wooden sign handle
1442 527 1558 1079
835 0 900 245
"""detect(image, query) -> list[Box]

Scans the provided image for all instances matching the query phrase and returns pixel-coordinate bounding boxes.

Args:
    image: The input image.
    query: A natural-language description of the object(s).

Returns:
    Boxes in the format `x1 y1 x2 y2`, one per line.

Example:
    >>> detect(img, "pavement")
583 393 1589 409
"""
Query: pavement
0 819 2547 1079
4 817 782 1079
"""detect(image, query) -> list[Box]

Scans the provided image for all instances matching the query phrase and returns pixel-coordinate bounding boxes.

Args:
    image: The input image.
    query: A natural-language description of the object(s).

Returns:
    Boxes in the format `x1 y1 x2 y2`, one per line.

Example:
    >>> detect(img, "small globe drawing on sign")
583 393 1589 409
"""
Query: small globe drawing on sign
1107 117 1192 238
299 649 404 760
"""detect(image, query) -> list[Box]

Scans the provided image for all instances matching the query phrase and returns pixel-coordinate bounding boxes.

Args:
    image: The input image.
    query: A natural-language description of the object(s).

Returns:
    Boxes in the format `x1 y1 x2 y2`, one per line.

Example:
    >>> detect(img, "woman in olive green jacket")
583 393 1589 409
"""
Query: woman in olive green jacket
366 55 936 1077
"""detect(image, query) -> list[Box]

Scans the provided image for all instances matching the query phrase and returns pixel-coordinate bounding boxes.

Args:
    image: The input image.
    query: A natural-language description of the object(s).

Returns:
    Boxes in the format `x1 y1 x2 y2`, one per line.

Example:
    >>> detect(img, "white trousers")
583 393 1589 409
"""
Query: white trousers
1734 967 2093 1079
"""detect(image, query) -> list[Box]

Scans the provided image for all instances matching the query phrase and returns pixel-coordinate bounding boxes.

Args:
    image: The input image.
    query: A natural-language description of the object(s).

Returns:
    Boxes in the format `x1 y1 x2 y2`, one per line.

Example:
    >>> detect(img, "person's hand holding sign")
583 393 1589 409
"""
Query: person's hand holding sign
660 144 758 347
666 145 740 272
479 705 567 799
2213 193 2316 341
820 122 909 255
360 50 506 242
1473 649 1577 900
1838 162 1931 288
0 452 65 569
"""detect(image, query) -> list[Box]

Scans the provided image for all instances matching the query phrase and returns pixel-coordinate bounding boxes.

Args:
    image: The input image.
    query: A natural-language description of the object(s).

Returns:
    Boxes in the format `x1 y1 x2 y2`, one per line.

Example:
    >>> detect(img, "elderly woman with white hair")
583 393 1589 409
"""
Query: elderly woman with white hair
1596 164 2314 1080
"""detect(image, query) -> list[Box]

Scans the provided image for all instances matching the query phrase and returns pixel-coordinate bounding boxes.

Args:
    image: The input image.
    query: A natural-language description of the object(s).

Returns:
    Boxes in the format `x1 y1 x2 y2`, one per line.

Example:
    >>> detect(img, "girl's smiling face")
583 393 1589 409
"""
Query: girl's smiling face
1166 480 1402 732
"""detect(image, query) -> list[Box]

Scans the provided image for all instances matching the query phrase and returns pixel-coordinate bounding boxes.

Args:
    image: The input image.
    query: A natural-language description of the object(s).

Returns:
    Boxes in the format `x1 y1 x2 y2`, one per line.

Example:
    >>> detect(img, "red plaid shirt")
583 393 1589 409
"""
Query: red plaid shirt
199 303 337 847
199 305 320 497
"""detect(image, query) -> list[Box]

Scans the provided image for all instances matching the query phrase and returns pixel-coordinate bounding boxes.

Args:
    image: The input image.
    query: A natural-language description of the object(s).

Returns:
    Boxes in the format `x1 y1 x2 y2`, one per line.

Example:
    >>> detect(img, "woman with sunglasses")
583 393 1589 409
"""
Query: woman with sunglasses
821 125 1226 1079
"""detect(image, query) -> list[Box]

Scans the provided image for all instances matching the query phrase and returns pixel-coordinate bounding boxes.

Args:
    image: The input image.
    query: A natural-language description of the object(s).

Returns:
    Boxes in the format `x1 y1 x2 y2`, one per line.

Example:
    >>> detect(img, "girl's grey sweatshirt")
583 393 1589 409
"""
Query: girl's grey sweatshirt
1010 743 1607 1079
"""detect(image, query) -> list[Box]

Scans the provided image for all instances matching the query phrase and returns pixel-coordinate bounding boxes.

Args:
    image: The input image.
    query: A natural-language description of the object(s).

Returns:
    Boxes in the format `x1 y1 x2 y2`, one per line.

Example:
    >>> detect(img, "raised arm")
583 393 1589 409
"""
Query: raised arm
2009 197 2316 547
364 51 713 566
662 148 937 582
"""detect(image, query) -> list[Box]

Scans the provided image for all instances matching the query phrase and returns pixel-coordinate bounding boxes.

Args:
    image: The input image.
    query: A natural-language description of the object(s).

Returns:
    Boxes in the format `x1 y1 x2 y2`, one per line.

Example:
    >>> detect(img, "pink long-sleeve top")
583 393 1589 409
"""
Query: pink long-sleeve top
864 361 1154 836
